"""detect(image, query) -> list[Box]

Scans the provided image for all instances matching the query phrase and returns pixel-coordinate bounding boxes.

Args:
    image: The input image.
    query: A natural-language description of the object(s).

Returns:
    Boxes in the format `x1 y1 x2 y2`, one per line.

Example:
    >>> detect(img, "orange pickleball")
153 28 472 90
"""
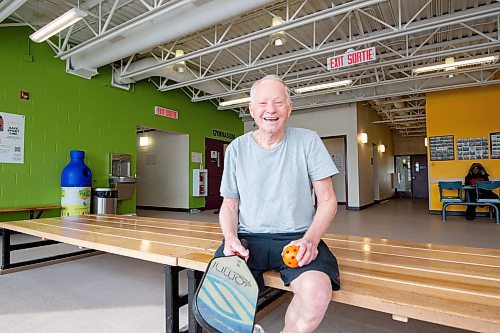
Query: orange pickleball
282 245 300 268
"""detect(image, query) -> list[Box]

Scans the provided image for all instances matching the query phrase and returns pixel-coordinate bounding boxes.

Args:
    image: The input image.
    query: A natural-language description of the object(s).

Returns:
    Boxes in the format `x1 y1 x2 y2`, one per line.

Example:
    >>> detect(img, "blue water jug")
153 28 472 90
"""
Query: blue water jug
61 150 92 216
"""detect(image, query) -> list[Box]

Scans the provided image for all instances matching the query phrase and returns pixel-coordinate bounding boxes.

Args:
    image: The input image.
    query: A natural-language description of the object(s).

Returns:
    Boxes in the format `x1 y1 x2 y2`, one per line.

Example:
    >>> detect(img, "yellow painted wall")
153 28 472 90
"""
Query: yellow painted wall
427 84 500 211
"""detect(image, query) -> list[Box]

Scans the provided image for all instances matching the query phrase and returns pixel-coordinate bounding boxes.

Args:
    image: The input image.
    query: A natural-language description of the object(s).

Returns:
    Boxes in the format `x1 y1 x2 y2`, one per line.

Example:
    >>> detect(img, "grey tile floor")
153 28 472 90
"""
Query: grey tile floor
1 198 498 333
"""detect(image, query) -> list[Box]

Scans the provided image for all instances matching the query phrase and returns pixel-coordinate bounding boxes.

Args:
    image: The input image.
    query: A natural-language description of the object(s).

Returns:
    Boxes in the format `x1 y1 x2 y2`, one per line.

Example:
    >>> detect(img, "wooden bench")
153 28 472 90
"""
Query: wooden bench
1 215 499 333
0 205 61 219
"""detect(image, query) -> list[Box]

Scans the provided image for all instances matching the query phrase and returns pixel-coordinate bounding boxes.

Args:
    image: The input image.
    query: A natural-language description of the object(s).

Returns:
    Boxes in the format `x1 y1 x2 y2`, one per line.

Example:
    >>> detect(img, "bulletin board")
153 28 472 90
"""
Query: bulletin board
456 137 489 160
491 132 500 159
429 135 454 161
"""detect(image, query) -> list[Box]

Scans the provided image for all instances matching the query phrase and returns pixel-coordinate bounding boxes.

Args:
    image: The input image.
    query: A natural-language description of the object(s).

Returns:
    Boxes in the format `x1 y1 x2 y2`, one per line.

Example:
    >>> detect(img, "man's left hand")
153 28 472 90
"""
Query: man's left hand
284 238 319 267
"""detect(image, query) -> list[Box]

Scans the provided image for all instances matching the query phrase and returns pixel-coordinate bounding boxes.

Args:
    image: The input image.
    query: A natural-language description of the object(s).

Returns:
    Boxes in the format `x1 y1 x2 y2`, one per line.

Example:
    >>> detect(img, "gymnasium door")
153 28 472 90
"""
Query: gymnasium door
205 138 226 210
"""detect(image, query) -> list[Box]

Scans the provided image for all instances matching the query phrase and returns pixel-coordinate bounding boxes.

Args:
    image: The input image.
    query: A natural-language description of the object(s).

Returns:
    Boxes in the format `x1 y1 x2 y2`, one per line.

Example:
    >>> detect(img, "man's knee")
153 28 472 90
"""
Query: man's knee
292 271 332 309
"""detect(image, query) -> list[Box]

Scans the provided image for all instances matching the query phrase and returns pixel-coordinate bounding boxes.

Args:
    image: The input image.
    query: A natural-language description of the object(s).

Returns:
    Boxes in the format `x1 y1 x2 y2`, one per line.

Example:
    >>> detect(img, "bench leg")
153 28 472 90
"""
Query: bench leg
392 314 408 322
187 269 203 333
164 265 182 333
442 204 448 222
1 228 11 270
492 205 500 224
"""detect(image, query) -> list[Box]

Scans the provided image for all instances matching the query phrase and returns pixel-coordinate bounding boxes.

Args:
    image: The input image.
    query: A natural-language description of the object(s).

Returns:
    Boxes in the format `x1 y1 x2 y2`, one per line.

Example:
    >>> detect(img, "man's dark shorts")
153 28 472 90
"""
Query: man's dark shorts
214 232 341 292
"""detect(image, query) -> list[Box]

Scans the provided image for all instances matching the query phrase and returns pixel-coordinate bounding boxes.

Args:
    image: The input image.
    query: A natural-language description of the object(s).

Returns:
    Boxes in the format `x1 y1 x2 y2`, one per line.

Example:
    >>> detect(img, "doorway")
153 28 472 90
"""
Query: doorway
322 136 348 207
136 127 189 209
204 138 227 210
395 155 412 198
394 154 429 199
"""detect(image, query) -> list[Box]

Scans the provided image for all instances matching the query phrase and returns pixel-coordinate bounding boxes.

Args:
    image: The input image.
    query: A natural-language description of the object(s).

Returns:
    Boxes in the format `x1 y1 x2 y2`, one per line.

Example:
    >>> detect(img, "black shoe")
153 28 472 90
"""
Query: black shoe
466 216 475 220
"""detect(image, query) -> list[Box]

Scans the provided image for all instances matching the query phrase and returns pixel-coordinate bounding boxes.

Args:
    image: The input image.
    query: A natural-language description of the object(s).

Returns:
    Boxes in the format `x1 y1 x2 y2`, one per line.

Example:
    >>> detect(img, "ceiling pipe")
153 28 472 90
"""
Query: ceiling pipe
61 0 274 76
0 0 28 23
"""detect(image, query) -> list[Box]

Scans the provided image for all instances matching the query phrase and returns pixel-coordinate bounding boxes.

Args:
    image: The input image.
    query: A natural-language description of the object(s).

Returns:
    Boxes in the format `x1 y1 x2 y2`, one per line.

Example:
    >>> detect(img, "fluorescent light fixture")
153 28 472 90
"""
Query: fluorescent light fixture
378 144 386 153
139 136 150 147
444 57 455 78
219 97 251 107
294 79 353 94
270 16 286 46
0 0 29 23
359 132 368 144
30 8 87 43
173 49 186 73
412 55 499 74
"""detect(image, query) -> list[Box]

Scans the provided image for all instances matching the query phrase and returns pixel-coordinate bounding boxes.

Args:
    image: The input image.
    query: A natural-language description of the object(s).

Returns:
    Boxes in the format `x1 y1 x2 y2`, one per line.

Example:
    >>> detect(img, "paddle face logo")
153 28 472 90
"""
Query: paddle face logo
212 261 252 288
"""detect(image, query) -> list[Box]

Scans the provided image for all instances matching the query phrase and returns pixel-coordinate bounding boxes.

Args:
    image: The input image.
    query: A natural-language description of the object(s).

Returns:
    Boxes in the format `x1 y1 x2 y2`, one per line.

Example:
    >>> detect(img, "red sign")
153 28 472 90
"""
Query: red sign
155 106 178 119
327 47 376 70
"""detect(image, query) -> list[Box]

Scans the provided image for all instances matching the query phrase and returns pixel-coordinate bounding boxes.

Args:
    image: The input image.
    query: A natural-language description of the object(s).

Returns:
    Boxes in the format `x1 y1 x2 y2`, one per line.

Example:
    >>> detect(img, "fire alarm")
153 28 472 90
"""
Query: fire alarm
20 91 29 100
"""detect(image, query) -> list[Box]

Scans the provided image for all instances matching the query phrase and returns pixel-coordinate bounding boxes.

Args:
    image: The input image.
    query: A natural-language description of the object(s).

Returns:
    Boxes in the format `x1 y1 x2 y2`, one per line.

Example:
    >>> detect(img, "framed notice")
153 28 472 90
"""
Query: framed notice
0 112 25 164
429 135 454 161
491 132 500 159
331 154 344 172
456 137 489 160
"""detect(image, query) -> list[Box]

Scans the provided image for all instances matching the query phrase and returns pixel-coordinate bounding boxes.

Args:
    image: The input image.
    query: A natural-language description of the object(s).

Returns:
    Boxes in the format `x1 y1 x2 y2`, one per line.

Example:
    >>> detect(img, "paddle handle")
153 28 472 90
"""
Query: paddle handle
235 238 249 258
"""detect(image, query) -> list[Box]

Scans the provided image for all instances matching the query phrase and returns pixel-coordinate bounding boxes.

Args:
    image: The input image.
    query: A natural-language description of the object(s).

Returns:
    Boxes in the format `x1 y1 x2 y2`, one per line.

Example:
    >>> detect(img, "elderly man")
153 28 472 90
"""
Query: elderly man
216 75 340 333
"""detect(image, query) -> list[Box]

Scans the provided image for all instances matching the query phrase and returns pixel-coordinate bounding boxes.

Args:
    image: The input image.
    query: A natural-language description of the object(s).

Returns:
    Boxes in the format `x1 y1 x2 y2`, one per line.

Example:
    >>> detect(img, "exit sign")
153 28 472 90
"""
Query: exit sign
327 47 376 70
155 106 178 119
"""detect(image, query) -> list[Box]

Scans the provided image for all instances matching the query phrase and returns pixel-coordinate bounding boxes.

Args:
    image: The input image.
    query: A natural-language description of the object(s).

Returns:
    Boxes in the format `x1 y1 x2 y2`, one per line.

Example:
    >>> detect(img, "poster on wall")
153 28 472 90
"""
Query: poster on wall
429 135 454 161
491 132 500 159
0 112 25 164
456 137 489 160
490 132 500 159
331 154 344 172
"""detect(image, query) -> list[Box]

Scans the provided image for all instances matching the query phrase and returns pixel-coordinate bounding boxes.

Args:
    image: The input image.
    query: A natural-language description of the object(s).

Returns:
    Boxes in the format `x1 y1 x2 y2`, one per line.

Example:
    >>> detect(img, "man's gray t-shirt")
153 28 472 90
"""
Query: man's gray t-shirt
220 127 339 233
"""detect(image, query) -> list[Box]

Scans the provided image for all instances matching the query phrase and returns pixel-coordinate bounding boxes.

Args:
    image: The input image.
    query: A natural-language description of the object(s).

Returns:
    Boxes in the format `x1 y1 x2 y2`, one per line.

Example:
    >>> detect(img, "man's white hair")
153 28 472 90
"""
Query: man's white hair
249 75 291 103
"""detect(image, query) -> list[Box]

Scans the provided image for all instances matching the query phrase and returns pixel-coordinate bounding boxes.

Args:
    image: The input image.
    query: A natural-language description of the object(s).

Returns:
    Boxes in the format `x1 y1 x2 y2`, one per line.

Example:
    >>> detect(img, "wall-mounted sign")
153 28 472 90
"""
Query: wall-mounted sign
0 112 25 164
155 106 178 119
327 47 376 70
212 129 236 140
191 152 202 163
19 91 29 100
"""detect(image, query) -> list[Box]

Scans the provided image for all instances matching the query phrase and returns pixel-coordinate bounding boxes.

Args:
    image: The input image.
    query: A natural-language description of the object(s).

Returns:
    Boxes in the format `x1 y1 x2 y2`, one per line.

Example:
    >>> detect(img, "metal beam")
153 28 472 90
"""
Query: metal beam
120 0 387 80
159 3 500 92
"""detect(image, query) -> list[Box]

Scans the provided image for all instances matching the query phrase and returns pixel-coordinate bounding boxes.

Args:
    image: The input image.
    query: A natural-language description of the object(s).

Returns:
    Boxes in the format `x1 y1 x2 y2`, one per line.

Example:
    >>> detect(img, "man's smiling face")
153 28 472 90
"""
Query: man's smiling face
249 79 292 136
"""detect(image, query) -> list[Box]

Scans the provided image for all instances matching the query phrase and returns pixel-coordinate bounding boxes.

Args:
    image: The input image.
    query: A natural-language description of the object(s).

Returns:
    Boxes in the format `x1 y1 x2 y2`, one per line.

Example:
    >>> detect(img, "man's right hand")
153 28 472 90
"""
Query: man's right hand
223 238 249 261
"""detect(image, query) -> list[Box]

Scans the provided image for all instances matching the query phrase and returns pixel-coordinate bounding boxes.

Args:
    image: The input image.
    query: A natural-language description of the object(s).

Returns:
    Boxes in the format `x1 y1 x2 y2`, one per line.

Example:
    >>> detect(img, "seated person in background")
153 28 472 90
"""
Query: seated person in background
464 163 500 220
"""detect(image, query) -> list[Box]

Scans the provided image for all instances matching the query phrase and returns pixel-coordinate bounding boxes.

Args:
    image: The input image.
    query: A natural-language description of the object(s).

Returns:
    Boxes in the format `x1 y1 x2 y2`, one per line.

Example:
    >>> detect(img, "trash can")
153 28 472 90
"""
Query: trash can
93 188 118 215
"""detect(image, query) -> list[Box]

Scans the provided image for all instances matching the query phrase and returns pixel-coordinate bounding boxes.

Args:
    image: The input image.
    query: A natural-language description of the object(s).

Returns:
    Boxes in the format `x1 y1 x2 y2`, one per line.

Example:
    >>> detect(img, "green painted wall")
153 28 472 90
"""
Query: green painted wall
0 27 243 220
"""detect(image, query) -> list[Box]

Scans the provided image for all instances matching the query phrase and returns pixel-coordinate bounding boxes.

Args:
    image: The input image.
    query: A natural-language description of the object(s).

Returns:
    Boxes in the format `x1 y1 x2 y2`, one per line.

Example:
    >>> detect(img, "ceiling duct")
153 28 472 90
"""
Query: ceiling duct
60 0 274 77
113 57 246 100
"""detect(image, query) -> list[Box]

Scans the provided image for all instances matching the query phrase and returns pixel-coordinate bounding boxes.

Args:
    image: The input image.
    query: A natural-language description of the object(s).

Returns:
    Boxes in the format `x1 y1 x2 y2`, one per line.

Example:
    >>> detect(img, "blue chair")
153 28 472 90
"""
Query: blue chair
475 181 500 203
438 181 463 202
438 181 463 221
475 181 500 223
